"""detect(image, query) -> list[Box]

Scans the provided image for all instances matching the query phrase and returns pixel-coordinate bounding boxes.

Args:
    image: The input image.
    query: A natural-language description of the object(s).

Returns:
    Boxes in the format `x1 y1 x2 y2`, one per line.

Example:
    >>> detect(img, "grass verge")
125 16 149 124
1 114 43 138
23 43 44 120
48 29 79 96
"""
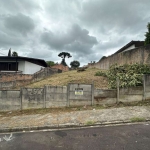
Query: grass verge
130 117 146 122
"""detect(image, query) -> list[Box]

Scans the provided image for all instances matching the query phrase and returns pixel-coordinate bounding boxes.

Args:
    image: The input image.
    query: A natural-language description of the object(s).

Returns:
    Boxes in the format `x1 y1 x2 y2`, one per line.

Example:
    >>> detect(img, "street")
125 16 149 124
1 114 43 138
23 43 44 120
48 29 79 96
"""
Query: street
0 123 150 150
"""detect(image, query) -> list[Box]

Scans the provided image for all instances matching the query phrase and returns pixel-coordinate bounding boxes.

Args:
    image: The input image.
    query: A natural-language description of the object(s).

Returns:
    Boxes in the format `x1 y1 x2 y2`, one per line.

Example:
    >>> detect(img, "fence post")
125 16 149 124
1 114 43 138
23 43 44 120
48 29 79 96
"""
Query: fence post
116 78 119 103
143 74 146 101
43 86 46 108
91 81 94 106
20 88 23 110
67 83 70 107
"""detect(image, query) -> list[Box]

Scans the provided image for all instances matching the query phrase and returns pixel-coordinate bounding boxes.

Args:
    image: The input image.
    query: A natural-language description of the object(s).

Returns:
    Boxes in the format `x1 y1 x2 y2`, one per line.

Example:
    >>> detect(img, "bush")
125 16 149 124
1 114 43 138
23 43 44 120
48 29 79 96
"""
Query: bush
107 63 150 89
95 71 107 77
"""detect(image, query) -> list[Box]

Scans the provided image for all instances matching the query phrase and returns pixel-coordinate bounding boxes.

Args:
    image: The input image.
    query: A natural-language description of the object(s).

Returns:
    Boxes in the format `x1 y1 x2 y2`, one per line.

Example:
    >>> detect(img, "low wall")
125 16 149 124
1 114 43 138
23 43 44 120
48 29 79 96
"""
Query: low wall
0 90 20 111
0 67 62 90
144 74 150 100
68 83 93 106
0 83 148 112
119 86 143 102
45 86 67 108
32 67 62 82
22 88 44 109
94 89 117 105
0 74 32 82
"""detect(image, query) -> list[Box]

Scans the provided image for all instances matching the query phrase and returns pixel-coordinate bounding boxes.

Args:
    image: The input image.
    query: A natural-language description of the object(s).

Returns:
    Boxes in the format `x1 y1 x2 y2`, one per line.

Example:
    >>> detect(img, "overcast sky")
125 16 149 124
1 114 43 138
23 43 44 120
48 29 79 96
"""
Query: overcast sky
0 0 150 66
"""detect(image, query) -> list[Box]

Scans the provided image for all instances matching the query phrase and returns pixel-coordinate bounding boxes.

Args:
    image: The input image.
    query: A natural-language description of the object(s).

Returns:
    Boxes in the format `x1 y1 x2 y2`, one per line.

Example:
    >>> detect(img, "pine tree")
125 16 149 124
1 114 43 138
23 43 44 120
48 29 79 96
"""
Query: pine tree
58 52 72 66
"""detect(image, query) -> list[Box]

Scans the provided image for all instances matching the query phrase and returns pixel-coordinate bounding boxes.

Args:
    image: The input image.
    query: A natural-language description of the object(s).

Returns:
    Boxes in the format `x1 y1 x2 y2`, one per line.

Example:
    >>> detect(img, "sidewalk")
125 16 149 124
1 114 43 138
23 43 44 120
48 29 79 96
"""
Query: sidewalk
0 106 150 133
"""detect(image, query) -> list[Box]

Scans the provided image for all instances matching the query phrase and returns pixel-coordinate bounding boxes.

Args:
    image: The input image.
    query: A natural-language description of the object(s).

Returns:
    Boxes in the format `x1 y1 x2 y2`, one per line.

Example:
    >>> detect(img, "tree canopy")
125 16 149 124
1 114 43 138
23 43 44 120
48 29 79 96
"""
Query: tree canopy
12 51 18 57
46 61 55 67
58 52 72 66
70 60 80 68
144 22 150 46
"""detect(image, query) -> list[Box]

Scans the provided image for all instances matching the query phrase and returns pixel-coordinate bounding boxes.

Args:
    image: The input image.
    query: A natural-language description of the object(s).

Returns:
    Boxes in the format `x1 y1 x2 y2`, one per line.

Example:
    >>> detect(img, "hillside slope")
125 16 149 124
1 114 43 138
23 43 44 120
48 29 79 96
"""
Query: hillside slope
26 68 108 89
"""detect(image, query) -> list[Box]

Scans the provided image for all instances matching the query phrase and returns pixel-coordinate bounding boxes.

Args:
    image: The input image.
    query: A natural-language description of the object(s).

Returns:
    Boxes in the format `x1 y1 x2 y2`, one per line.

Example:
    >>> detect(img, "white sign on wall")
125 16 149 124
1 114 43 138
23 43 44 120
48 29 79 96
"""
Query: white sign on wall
75 88 83 95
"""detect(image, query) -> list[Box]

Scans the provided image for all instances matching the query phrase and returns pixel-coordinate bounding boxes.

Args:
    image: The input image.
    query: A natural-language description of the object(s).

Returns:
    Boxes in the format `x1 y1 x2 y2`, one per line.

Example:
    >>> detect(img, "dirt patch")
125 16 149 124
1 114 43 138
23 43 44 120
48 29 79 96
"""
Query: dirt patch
1 100 150 118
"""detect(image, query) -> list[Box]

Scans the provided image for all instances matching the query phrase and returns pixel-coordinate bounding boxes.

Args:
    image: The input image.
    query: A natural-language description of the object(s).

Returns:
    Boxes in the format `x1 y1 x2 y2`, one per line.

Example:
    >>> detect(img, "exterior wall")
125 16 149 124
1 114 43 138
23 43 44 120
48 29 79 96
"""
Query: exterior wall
88 45 150 70
18 61 25 73
24 61 44 74
51 64 69 72
123 44 135 52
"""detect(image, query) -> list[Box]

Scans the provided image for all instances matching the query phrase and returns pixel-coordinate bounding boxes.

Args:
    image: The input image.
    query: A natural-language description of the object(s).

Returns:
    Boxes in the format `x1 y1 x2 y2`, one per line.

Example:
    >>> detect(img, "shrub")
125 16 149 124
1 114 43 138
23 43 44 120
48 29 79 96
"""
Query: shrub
107 63 150 89
95 71 107 77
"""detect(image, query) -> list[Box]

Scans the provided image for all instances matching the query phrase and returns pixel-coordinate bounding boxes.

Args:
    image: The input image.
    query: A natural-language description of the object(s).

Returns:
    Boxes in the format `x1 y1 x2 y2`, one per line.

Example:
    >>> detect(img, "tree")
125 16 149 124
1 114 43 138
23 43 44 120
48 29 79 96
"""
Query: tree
58 52 72 66
144 22 150 46
70 60 80 69
8 48 11 57
46 61 55 67
12 51 18 57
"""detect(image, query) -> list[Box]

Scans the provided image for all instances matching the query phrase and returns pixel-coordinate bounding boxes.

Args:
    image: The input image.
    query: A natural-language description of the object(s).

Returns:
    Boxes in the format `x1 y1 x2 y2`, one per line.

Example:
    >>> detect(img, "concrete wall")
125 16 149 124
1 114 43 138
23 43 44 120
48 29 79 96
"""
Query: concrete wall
119 86 143 102
32 67 61 82
88 45 150 70
21 88 44 109
45 86 67 108
144 74 150 100
0 67 62 90
0 90 20 111
1 78 150 112
68 84 93 106
94 89 117 105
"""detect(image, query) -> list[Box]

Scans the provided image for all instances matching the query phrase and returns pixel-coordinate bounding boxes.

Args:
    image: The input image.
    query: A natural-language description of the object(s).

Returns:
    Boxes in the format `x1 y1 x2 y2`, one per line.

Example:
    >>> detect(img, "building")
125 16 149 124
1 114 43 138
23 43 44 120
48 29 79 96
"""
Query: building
0 56 47 74
51 64 69 72
114 40 144 54
87 40 147 70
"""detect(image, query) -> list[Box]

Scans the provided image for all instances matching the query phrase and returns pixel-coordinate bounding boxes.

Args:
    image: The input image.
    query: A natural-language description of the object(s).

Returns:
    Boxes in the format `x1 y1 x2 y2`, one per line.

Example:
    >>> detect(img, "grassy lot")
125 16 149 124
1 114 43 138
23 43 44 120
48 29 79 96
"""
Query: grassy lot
25 68 108 89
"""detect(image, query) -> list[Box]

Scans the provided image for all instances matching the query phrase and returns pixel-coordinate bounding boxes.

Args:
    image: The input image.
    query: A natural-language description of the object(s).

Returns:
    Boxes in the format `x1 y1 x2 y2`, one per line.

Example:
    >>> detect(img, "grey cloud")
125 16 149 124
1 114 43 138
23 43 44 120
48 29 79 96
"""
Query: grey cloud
80 0 150 34
41 24 98 54
45 0 81 21
98 36 128 50
0 31 24 47
0 0 40 14
4 13 35 35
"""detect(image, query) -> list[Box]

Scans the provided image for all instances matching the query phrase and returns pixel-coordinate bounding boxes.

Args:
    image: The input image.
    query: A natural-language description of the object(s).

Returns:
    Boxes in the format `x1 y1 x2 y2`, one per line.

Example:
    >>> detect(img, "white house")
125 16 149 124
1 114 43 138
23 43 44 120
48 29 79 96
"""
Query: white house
0 56 47 74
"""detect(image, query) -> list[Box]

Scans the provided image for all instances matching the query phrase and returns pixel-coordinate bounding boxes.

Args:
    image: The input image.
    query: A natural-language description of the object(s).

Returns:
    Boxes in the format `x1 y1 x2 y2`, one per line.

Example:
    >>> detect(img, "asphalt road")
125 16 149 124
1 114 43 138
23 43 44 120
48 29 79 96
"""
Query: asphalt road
0 123 150 150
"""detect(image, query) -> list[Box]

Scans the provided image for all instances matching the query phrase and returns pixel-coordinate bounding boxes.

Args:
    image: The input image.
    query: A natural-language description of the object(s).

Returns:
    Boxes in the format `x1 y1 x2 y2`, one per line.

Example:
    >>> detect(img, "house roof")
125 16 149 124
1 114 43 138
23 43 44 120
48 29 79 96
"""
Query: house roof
114 41 144 54
0 56 47 67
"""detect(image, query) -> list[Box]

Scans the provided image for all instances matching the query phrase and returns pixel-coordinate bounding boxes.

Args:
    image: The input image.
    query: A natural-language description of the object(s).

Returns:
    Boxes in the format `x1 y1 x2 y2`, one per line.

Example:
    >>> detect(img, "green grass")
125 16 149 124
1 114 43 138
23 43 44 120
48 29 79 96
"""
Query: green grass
130 117 146 122
86 121 95 125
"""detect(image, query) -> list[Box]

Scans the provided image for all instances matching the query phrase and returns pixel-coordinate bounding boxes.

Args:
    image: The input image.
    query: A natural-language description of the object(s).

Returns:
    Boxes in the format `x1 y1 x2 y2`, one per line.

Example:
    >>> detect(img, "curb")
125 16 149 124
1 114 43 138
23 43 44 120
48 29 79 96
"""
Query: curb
0 119 150 134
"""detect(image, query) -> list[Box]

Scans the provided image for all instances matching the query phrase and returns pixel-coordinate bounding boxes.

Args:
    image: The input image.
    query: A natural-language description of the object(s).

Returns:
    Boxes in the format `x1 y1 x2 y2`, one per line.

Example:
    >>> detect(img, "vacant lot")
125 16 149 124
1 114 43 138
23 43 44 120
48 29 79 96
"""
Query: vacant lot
26 68 108 89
